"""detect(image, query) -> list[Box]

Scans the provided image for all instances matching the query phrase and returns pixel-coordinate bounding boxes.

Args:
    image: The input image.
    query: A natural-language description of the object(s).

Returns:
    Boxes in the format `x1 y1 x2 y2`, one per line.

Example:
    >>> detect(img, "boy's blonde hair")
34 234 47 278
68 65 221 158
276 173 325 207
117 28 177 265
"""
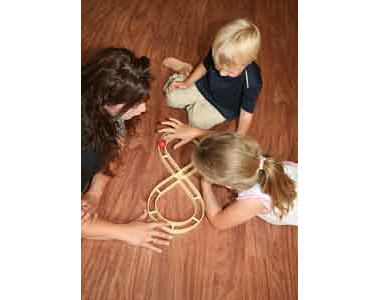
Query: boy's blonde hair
212 18 261 68
192 133 296 218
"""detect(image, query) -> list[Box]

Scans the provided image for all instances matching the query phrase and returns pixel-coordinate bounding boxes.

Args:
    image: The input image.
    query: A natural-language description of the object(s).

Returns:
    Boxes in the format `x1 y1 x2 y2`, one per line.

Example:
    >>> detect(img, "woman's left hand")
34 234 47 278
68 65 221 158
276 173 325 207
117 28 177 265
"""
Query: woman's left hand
81 199 98 225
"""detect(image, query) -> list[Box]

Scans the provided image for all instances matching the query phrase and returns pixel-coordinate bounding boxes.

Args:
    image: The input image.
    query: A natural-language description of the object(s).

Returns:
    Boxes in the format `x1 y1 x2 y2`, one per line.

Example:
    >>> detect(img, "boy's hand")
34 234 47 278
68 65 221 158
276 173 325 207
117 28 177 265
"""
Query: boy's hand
167 80 192 92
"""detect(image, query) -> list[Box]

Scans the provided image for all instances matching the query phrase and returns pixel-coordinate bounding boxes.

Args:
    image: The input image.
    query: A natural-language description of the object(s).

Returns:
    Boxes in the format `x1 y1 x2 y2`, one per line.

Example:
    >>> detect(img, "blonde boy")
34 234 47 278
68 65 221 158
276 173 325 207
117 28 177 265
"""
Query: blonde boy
163 18 262 134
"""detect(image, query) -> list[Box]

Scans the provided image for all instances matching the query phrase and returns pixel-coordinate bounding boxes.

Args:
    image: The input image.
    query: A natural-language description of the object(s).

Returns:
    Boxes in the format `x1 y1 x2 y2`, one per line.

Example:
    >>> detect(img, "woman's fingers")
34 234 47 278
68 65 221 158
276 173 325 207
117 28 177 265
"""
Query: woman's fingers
158 127 176 134
160 120 179 128
168 117 183 125
142 243 162 253
173 139 189 150
151 230 173 241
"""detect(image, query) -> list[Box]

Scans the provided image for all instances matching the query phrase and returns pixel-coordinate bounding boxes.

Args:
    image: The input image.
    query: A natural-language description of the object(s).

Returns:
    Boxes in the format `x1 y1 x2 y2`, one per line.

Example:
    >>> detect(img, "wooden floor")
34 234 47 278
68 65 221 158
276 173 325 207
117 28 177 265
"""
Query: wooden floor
81 0 298 299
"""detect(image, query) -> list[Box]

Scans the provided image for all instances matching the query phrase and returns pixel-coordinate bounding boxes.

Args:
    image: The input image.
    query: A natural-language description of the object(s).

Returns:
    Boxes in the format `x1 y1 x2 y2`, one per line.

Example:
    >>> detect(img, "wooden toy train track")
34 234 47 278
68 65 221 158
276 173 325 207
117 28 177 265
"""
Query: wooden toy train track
147 136 205 234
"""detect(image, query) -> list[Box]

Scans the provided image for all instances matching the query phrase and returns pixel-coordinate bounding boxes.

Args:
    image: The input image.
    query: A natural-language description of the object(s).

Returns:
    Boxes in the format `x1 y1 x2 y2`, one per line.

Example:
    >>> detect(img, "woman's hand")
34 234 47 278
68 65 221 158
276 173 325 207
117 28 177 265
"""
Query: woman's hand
113 210 173 253
158 118 204 149
81 199 98 225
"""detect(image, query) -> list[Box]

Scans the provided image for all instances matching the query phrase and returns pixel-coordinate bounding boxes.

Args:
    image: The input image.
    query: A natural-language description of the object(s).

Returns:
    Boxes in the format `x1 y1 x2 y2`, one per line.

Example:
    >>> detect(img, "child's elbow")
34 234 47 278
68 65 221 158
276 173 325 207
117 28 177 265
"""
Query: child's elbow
209 218 229 231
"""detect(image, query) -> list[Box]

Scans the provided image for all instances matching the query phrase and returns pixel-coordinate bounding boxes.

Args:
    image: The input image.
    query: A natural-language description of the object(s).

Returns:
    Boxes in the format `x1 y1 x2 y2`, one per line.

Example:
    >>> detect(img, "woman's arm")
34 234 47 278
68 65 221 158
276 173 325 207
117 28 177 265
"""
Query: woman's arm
185 63 207 85
81 210 173 253
81 172 173 253
158 118 215 149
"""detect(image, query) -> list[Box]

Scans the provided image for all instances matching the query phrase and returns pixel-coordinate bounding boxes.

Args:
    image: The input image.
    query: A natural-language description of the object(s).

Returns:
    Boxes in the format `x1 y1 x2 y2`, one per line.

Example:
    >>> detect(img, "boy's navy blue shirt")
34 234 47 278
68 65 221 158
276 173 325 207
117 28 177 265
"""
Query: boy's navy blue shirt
195 50 262 120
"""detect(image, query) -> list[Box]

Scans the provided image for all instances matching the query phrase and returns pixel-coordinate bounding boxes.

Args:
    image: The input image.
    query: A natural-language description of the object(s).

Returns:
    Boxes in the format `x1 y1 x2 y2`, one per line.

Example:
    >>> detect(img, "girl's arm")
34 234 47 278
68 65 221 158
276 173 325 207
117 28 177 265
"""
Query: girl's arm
201 178 265 230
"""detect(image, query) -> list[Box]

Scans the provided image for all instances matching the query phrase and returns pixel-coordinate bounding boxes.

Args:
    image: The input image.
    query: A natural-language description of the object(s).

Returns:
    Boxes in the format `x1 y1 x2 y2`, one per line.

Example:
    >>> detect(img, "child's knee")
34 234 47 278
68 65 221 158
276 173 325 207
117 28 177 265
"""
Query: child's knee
166 90 181 108
164 74 187 108
189 108 225 129
189 115 216 129
163 74 186 93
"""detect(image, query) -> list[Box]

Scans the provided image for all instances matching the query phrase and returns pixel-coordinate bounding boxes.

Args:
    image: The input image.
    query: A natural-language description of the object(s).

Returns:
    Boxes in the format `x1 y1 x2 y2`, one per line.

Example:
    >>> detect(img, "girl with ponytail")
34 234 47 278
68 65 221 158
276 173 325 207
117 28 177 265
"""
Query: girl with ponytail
159 119 297 229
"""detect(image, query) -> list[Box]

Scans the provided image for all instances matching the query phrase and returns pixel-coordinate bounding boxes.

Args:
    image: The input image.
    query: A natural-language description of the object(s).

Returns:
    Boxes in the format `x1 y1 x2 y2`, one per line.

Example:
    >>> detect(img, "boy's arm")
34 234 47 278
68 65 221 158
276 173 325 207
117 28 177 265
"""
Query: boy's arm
185 63 207 85
167 63 207 92
236 109 254 135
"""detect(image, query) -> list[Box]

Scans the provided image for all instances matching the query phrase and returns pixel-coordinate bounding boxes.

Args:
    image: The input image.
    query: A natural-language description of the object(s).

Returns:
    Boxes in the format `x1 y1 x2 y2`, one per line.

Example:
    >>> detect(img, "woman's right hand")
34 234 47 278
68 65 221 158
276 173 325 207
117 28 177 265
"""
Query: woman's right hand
167 80 192 92
113 210 173 253
158 118 204 149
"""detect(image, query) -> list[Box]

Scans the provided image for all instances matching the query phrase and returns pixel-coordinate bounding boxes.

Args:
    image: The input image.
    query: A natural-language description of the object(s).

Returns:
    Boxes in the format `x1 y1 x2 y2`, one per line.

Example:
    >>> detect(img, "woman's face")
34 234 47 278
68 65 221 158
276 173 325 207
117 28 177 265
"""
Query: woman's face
104 102 147 120
120 102 147 120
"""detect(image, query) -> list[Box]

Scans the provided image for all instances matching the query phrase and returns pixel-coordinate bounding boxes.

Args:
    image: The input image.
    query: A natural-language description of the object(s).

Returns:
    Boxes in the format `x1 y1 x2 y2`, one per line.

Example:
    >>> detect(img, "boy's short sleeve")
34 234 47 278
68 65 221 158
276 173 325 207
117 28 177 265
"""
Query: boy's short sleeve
202 49 213 70
241 66 262 113
241 84 261 113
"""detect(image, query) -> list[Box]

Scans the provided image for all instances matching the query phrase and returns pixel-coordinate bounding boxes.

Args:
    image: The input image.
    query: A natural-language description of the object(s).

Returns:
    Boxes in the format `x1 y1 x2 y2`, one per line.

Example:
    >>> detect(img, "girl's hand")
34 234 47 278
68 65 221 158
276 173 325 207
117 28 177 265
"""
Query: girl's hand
201 177 212 185
158 118 203 149
113 210 173 253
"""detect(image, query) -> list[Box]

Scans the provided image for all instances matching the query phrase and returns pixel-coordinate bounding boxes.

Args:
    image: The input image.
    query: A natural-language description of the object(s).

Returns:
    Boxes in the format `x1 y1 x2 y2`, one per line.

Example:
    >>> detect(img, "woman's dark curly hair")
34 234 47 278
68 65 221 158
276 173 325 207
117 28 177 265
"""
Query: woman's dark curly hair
81 48 152 174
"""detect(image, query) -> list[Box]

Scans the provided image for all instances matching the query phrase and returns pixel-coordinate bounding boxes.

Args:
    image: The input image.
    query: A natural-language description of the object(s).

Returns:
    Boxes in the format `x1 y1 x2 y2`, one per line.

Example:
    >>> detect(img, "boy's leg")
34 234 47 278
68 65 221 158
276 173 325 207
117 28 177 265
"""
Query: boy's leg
187 94 226 129
162 57 193 76
164 74 201 109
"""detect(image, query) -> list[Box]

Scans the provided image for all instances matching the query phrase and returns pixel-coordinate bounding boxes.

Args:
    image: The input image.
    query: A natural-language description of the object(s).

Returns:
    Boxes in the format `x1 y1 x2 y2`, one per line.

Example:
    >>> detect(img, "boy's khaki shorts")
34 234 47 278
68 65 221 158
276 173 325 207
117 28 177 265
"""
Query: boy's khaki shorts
163 74 226 129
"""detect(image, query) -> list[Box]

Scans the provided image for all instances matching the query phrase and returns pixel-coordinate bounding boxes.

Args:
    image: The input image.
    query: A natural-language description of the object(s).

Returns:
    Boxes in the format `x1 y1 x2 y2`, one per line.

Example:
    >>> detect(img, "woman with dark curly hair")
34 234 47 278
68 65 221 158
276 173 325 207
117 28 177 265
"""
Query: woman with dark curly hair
81 48 172 253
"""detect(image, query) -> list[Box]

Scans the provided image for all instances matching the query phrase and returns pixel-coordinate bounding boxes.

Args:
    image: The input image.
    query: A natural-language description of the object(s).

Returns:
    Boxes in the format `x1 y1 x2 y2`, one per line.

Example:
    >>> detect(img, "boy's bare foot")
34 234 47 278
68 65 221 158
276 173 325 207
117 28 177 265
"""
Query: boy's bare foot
162 57 193 76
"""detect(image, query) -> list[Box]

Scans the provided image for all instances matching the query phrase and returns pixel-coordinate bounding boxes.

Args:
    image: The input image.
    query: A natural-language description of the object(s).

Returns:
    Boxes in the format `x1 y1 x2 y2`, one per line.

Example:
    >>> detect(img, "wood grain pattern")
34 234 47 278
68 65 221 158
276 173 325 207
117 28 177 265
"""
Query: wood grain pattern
82 0 298 299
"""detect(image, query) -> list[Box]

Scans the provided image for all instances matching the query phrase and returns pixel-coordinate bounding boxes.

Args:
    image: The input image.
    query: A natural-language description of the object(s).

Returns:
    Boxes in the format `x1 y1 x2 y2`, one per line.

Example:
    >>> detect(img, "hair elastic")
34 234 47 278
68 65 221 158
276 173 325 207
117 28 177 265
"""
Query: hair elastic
258 156 266 171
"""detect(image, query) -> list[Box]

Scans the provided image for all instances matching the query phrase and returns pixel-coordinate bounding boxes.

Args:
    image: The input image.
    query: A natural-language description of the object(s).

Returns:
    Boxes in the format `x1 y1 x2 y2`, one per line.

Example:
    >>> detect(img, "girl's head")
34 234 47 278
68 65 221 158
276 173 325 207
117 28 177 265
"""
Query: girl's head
82 47 152 169
192 133 296 218
212 18 261 77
